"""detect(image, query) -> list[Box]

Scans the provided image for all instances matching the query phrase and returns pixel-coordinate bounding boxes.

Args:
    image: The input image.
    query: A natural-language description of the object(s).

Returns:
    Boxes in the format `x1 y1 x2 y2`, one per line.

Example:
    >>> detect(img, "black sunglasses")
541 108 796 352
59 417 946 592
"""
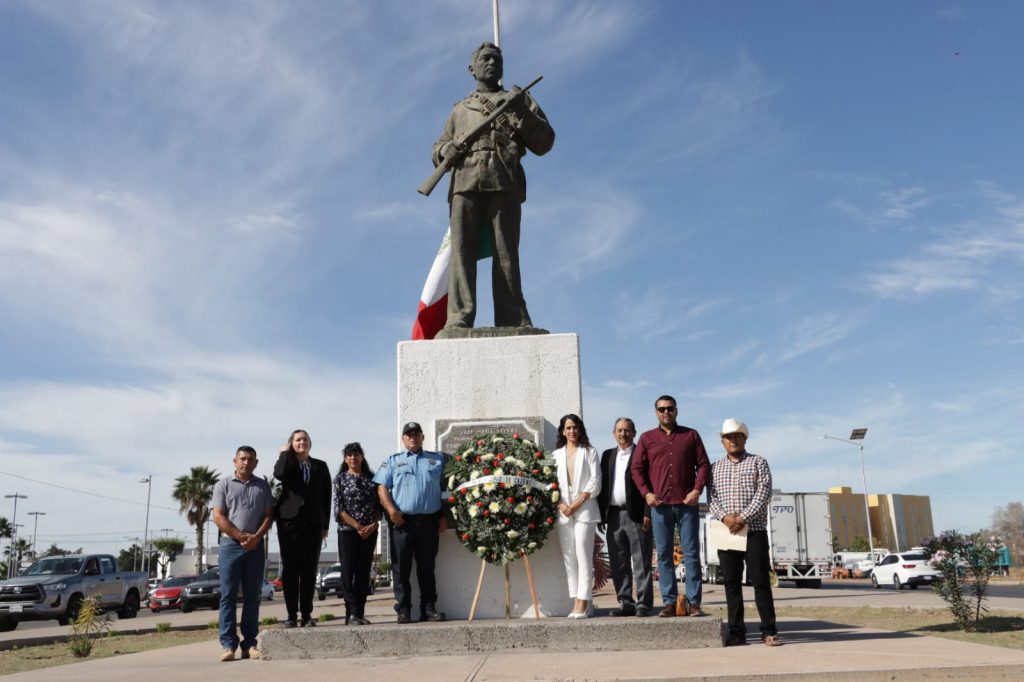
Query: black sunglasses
656 406 676 413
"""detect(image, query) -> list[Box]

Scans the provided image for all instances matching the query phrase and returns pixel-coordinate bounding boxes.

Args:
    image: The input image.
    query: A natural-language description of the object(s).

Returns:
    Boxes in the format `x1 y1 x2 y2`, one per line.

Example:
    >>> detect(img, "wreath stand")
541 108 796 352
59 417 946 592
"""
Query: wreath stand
468 550 542 621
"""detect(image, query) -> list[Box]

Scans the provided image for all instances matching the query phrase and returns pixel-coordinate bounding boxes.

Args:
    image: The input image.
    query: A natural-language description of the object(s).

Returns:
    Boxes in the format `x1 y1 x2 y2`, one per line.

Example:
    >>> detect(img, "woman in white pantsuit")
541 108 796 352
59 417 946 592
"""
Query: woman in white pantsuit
552 414 602 618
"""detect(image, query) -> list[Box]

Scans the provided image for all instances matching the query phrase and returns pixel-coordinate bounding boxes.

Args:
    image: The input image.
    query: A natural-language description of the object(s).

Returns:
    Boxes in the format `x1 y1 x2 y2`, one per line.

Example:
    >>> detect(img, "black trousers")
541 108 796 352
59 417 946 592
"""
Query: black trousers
278 521 322 620
389 514 439 613
718 530 777 640
338 528 377 618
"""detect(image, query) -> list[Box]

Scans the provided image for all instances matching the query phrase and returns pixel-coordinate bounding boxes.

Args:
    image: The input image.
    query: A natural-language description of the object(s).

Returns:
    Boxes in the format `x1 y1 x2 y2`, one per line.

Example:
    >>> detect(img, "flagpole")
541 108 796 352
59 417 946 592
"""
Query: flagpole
492 0 501 47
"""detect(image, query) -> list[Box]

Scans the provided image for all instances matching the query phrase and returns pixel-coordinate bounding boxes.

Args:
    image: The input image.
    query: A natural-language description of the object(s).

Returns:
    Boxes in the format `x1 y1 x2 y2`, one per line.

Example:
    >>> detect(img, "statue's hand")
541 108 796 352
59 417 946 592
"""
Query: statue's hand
440 142 460 162
502 87 526 113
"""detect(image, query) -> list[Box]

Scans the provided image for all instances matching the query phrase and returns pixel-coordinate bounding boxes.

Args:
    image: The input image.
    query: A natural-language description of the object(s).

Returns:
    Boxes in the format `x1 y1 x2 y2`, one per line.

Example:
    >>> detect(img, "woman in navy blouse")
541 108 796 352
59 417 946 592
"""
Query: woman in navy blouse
333 442 381 625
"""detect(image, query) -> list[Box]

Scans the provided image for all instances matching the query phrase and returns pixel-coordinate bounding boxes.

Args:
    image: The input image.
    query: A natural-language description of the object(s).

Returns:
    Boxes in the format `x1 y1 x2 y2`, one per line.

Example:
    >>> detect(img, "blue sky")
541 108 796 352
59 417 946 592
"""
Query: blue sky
1 1 1022 556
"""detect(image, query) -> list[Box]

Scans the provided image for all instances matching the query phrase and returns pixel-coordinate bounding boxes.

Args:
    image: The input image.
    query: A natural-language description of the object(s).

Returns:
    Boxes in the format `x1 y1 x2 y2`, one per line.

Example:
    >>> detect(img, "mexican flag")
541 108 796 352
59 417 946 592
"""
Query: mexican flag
411 225 492 340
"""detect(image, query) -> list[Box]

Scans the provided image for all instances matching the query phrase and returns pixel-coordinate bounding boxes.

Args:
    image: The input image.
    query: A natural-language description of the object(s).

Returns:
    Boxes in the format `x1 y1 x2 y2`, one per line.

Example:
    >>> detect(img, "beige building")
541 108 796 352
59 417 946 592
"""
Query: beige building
828 487 934 553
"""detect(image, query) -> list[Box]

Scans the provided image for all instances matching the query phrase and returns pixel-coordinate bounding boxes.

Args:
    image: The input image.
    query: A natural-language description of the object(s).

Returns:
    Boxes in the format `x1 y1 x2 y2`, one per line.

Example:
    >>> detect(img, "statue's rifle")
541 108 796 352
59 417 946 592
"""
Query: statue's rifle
417 75 543 197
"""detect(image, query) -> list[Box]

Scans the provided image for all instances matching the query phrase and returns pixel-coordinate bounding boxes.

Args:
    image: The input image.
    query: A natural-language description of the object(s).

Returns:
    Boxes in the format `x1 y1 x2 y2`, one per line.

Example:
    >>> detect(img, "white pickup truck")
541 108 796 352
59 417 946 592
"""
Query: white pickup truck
0 554 148 631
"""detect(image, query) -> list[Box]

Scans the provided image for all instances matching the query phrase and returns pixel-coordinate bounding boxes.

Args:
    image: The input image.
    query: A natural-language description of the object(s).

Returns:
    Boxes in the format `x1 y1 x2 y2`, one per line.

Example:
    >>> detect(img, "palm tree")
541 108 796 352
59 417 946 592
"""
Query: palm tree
0 517 11 540
171 467 219 574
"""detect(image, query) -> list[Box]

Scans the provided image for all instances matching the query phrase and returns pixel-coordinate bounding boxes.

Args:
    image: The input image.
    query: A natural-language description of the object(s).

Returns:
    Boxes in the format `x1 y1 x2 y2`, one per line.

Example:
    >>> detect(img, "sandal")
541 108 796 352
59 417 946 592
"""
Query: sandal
762 635 781 647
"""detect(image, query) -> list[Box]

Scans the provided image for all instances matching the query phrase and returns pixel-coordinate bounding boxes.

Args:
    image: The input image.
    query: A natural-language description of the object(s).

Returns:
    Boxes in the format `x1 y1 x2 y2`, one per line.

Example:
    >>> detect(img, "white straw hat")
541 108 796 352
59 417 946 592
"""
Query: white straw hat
720 418 749 438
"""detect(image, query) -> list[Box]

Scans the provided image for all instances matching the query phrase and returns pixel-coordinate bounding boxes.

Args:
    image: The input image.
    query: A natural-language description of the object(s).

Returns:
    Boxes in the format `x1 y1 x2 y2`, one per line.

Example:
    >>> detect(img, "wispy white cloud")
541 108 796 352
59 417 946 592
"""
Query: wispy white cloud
937 6 967 22
612 289 727 343
602 378 652 390
831 185 930 225
614 50 786 173
863 185 1024 300
756 312 859 368
695 380 783 401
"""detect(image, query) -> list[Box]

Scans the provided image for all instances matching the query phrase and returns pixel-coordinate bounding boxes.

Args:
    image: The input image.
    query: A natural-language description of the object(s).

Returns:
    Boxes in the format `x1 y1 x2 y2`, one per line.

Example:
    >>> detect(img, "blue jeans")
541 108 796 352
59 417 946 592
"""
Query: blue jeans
651 504 702 606
218 537 265 651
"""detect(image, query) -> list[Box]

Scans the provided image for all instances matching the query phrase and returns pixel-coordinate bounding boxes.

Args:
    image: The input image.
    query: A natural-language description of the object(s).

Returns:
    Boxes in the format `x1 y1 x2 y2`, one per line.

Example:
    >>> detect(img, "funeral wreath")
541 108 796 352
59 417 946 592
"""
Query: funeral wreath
443 433 558 565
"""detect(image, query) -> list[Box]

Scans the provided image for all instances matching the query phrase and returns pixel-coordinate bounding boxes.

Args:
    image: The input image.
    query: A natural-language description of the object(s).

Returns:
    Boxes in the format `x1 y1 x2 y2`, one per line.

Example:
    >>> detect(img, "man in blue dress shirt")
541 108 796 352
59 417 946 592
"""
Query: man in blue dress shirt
374 421 449 623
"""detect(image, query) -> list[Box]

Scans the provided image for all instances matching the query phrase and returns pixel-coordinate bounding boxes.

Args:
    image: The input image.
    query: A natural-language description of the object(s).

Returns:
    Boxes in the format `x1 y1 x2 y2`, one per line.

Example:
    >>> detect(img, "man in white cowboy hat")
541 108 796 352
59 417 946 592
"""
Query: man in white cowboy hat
707 418 779 647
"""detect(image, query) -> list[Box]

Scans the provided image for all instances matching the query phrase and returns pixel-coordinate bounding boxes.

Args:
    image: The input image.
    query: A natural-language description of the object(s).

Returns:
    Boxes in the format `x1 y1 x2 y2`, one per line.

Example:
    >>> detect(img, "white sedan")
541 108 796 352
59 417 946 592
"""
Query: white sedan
871 551 941 590
261 580 275 601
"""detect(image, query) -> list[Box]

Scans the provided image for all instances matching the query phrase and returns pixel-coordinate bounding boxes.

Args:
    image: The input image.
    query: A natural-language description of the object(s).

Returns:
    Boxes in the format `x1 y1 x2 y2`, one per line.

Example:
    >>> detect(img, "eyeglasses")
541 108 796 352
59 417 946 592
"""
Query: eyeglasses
656 406 676 413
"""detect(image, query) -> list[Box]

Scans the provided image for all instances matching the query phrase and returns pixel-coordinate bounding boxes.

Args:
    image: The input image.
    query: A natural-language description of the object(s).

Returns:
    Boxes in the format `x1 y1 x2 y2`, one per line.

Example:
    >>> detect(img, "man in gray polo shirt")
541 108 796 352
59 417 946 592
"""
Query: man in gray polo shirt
212 446 275 662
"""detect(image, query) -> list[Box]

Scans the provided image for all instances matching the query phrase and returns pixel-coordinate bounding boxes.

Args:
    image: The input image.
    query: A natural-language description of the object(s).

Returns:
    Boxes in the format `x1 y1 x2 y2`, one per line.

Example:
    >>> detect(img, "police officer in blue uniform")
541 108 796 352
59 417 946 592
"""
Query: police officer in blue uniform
374 421 449 623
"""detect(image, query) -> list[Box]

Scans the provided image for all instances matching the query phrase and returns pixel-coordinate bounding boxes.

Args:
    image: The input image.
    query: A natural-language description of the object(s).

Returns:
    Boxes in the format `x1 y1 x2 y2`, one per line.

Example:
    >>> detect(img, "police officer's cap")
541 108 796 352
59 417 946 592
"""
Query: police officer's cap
402 421 423 435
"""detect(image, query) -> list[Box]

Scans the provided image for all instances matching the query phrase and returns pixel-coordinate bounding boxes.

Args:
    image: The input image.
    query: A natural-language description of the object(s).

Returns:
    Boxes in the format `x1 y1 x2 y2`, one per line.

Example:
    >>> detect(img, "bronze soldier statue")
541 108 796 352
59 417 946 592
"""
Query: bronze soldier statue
428 43 555 336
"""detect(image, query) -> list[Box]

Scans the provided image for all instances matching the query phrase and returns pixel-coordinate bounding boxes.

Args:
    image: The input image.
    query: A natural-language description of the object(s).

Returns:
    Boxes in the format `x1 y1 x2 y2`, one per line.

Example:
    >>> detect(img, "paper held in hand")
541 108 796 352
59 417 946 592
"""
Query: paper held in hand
709 519 748 552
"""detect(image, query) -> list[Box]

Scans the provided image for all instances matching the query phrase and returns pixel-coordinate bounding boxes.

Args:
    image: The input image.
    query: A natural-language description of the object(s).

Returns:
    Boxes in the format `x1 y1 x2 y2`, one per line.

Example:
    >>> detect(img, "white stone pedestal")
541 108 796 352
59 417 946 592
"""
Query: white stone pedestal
395 333 582 619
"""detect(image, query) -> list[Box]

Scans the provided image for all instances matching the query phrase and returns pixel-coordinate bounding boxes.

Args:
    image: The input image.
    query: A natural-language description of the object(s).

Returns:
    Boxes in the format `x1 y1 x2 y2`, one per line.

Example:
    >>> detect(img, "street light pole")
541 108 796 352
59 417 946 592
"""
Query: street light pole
140 476 152 577
27 511 46 559
822 429 875 564
4 493 28 578
124 536 141 571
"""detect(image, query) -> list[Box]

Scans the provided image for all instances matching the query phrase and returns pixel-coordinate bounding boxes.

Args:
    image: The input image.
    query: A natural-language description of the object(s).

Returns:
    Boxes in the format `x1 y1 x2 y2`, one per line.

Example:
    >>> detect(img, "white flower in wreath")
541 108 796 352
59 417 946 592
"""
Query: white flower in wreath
507 457 525 468
506 530 520 540
491 436 505 443
477 547 488 555
527 542 537 549
470 470 481 480
493 467 505 476
514 502 528 515
543 466 553 475
464 448 474 456
468 505 479 518
447 475 456 490
471 487 481 499
551 491 560 503
480 453 495 462
483 482 497 492
488 501 502 514
523 439 533 447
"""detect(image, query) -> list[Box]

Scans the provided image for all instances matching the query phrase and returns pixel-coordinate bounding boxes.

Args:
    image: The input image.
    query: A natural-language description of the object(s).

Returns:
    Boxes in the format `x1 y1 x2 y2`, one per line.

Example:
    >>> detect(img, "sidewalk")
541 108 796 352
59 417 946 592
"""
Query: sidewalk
5 582 1024 680
5 616 1024 681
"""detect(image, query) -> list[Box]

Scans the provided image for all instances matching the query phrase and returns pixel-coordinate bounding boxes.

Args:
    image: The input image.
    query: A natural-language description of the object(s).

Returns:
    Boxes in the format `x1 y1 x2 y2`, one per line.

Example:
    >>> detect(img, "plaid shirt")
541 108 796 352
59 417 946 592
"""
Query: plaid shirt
707 451 772 532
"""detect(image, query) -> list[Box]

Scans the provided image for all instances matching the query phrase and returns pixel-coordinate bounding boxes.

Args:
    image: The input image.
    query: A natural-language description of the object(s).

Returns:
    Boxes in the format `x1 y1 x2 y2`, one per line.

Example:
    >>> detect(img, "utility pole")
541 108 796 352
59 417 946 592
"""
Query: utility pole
4 493 28 578
140 476 152 577
27 511 46 559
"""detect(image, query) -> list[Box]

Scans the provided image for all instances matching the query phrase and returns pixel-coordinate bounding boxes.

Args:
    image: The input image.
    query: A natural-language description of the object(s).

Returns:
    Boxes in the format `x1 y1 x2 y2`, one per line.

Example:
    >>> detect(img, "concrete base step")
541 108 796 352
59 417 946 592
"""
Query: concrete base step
260 616 725 660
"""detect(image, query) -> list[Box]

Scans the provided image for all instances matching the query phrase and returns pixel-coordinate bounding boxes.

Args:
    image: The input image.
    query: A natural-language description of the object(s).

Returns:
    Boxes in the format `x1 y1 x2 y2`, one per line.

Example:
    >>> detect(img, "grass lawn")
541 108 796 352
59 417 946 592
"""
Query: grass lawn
0 630 216 676
748 605 1024 650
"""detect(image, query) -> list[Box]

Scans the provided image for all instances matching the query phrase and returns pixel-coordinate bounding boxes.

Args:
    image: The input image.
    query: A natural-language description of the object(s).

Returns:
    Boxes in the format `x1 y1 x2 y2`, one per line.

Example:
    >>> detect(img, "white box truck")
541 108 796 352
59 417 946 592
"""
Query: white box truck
769 491 832 588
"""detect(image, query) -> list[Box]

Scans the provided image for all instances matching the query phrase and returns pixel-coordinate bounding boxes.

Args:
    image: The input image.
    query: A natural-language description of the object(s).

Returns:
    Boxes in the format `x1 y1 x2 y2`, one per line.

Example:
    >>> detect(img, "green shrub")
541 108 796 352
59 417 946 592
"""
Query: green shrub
260 616 278 626
924 530 1004 632
156 622 171 633
208 620 218 629
318 613 335 622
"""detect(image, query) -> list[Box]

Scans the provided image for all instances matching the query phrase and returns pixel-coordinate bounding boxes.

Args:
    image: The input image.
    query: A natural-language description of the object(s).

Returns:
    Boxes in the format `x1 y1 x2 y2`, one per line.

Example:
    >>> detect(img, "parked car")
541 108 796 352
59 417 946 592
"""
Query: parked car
180 568 220 612
0 554 147 631
269 576 283 592
871 551 941 590
180 569 274 611
149 575 197 612
317 564 343 601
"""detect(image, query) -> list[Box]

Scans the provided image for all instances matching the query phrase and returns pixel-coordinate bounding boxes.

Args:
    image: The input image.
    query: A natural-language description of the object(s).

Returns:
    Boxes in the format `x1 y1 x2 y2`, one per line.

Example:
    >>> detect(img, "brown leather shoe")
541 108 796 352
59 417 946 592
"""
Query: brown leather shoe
658 604 676 617
687 604 708 617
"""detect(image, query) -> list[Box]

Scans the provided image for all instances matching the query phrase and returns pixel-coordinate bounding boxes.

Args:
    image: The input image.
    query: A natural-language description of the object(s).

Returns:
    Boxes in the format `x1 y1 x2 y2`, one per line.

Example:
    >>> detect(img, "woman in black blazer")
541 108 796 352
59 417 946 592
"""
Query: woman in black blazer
274 429 331 627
